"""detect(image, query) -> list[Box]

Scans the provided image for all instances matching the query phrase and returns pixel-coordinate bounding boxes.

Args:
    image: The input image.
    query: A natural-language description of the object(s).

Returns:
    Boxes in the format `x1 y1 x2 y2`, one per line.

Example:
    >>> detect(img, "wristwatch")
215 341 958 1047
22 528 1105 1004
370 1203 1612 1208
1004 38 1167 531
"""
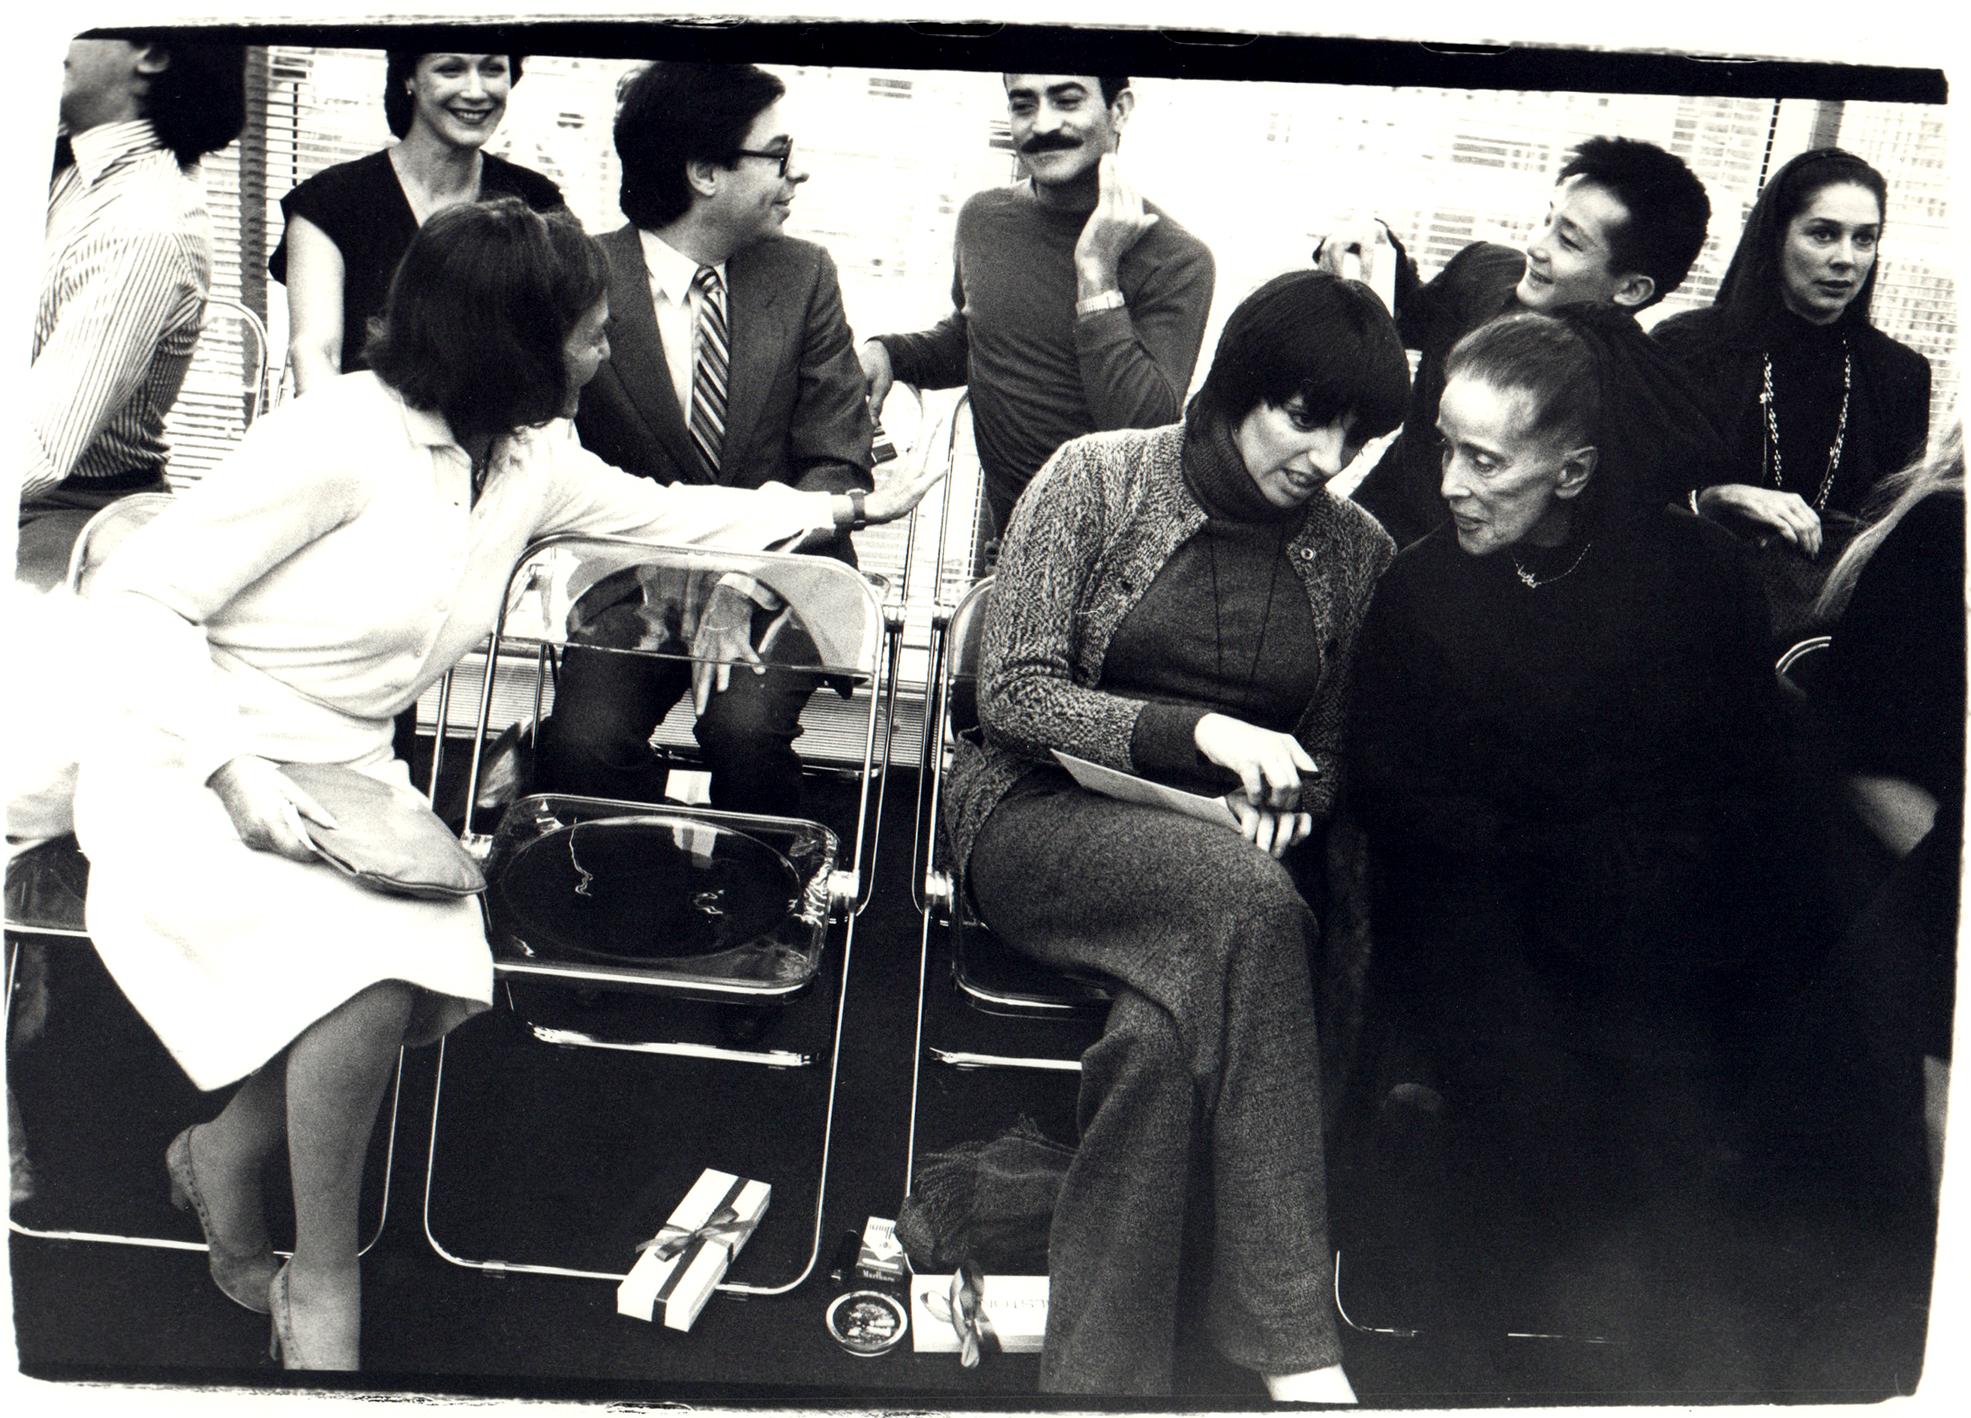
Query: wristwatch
1075 288 1126 317
847 489 869 529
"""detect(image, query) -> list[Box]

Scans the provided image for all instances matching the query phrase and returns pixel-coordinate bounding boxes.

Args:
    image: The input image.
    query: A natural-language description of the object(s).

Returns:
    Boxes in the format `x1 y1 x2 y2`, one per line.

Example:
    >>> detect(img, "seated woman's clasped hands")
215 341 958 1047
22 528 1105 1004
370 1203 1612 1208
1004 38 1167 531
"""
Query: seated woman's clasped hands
1193 712 1318 856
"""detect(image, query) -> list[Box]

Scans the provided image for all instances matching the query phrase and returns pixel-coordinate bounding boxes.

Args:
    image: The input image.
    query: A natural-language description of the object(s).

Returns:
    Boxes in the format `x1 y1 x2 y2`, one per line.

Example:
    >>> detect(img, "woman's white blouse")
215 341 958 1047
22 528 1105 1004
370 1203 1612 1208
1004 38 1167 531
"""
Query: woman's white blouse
90 371 838 783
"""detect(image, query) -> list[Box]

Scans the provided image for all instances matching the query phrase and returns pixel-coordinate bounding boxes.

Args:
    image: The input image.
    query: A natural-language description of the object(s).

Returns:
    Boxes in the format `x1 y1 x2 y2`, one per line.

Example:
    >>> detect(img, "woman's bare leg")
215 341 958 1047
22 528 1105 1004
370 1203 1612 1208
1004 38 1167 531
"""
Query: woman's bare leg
280 980 413 1366
188 1061 285 1256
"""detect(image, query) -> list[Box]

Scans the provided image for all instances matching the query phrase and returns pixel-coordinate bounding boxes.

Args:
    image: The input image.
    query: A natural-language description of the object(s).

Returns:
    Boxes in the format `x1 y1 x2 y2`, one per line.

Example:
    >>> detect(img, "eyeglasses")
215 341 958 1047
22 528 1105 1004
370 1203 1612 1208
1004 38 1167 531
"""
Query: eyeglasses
733 141 796 178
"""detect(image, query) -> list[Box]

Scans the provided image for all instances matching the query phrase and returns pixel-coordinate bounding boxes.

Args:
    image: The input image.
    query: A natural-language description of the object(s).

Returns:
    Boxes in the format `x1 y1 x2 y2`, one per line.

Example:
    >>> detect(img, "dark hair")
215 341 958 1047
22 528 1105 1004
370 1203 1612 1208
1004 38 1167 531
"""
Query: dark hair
1001 74 1131 106
615 62 786 230
365 198 606 447
384 50 527 140
1557 136 1711 308
1712 147 1890 333
1444 312 1602 452
1191 270 1410 440
133 37 246 166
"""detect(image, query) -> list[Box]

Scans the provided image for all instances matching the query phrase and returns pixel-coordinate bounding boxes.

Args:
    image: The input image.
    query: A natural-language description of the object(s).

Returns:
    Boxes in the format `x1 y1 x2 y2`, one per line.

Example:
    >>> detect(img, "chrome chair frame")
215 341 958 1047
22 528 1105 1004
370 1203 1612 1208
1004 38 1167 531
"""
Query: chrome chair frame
421 534 906 1295
1776 634 1834 688
903 579 1107 1193
6 493 401 1260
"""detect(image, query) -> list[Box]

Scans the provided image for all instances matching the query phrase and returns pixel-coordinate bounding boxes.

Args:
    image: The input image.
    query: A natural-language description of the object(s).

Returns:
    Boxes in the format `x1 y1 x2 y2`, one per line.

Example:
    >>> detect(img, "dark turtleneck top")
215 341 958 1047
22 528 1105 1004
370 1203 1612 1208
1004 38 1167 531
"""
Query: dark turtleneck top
1102 411 1323 793
1762 306 1857 510
1656 301 1932 522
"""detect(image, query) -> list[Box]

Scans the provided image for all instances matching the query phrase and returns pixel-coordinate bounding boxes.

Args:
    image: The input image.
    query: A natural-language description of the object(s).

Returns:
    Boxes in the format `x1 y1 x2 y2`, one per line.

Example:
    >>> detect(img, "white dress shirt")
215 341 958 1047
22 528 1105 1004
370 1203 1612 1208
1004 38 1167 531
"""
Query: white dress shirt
638 227 727 419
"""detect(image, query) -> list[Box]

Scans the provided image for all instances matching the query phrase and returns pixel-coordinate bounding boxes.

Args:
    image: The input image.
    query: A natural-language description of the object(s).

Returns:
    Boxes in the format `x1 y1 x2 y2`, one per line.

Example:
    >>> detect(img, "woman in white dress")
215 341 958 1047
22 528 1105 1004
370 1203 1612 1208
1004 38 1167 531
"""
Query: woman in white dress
74 197 933 1371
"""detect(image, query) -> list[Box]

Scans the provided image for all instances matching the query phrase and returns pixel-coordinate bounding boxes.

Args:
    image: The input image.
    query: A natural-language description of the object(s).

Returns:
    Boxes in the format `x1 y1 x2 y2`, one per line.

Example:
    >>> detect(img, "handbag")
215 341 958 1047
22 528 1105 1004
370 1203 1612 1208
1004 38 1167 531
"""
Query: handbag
278 762 485 900
1750 511 1860 652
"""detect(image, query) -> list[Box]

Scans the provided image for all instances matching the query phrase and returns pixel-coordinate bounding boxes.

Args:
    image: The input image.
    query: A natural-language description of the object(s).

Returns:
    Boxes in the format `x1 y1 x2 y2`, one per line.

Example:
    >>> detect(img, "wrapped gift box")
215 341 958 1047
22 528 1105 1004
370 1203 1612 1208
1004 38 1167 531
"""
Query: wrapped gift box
909 1271 1049 1358
617 1169 771 1331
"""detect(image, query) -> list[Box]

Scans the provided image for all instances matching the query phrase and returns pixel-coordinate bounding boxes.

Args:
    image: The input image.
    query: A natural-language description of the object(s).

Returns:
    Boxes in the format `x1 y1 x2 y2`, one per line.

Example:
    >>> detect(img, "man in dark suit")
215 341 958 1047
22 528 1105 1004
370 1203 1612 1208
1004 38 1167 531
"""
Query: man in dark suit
537 61 874 814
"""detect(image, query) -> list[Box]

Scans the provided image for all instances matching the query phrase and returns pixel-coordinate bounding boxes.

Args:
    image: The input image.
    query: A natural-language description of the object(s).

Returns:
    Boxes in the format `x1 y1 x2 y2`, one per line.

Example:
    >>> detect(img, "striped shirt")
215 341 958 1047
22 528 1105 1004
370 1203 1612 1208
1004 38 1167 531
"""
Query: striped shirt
23 119 212 501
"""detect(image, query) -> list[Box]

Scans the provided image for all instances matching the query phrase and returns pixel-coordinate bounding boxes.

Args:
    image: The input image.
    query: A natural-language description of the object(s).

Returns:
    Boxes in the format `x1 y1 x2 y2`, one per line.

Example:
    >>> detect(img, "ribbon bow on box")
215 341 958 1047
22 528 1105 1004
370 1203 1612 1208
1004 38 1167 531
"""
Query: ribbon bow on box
637 1204 757 1262
616 1170 773 1329
923 1260 1001 1368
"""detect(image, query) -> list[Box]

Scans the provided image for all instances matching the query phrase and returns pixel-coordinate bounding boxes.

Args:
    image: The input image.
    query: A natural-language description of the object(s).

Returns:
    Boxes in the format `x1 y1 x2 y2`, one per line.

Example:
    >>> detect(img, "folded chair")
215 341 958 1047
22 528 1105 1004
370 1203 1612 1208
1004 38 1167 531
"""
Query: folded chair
421 535 905 1295
6 493 400 1261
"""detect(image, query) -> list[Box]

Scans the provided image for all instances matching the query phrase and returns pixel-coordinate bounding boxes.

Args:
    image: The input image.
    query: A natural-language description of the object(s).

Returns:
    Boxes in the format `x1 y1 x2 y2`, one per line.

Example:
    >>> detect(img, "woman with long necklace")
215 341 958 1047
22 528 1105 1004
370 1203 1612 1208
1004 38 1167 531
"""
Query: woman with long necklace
947 271 1409 1400
1346 309 1803 1343
1657 149 1931 636
270 47 565 395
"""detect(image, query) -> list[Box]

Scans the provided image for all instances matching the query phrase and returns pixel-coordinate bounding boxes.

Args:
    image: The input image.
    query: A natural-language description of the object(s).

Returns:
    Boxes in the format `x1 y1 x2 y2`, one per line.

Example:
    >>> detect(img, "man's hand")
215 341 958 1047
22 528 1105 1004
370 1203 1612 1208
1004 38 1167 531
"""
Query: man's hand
690 581 768 715
1314 219 1396 312
1073 154 1158 300
1194 712 1315 810
207 755 340 862
1695 483 1825 557
857 340 895 417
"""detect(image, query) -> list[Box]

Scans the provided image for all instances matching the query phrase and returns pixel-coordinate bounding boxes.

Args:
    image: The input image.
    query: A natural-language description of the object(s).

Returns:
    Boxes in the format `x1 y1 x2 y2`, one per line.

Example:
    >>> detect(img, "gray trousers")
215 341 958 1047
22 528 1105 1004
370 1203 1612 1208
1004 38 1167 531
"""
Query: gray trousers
969 775 1340 1395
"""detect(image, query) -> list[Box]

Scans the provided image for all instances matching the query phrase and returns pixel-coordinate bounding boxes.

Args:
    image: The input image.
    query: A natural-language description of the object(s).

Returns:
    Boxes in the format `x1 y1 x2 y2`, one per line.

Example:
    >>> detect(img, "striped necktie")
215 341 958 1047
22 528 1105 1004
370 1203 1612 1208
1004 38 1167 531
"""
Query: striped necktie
688 265 729 477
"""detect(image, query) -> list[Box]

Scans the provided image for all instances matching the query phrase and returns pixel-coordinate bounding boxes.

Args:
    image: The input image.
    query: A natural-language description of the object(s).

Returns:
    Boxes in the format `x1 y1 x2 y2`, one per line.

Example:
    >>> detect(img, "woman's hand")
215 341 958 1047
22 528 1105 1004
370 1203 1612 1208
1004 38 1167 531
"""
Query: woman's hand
1227 799 1315 859
1695 483 1824 557
206 755 340 862
857 449 950 525
1194 712 1315 809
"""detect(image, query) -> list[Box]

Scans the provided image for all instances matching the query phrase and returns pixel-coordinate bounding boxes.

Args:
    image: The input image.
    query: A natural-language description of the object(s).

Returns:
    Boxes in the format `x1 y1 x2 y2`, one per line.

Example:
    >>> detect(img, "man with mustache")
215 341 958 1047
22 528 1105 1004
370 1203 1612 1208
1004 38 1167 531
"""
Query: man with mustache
859 74 1214 540
536 61 874 814
1317 136 1713 547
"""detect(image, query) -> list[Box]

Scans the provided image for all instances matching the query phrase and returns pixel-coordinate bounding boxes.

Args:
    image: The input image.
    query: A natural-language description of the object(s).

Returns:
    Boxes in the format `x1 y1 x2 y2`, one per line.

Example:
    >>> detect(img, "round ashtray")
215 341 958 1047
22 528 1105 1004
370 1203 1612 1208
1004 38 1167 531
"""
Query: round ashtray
826 1289 908 1357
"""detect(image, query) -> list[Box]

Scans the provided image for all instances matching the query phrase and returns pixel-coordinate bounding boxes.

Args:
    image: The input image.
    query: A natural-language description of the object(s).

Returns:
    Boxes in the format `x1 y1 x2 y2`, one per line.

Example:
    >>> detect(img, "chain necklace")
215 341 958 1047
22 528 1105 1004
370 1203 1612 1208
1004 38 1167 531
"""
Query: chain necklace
1510 540 1593 590
1761 339 1851 512
1206 525 1291 719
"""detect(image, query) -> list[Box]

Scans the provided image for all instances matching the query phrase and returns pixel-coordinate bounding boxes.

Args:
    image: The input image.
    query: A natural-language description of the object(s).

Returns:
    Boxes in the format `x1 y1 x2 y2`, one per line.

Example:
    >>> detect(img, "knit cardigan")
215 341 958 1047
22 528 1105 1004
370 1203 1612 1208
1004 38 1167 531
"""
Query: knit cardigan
945 420 1397 876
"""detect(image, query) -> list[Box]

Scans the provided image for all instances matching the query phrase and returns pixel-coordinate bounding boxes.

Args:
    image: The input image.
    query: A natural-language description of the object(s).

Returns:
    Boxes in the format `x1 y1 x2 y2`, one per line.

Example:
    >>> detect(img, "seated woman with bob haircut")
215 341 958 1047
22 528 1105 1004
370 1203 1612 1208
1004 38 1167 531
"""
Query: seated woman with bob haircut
1345 308 1800 1328
70 197 940 1373
946 270 1411 1400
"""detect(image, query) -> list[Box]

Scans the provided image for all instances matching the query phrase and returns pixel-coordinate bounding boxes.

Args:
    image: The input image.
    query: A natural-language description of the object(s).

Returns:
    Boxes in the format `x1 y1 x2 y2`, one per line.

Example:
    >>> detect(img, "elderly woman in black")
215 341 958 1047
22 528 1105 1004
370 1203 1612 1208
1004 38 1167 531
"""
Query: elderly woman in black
74 200 937 1372
1657 149 1931 636
947 271 1410 1399
1345 309 1798 1332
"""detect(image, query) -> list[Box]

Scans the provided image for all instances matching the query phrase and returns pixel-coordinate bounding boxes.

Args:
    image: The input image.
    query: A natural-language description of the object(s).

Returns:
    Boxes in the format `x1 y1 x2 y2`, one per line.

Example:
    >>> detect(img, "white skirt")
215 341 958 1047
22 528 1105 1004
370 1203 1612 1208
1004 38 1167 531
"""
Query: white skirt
73 686 492 1093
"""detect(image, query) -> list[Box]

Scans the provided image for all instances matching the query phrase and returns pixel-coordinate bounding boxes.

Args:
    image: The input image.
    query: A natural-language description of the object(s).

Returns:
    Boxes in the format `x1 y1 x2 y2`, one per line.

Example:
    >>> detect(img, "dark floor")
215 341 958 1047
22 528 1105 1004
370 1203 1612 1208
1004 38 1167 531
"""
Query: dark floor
5 758 1947 1408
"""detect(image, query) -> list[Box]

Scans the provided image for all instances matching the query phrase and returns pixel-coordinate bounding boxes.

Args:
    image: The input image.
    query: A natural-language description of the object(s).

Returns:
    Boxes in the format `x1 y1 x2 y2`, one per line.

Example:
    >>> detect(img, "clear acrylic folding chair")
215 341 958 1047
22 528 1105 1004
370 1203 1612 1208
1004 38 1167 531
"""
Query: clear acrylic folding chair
421 534 906 1295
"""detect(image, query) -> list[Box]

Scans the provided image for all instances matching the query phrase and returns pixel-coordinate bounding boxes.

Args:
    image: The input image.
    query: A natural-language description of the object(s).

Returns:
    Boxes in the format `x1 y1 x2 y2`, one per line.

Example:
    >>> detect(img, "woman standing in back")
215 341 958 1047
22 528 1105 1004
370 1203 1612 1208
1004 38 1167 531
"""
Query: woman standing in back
269 47 565 394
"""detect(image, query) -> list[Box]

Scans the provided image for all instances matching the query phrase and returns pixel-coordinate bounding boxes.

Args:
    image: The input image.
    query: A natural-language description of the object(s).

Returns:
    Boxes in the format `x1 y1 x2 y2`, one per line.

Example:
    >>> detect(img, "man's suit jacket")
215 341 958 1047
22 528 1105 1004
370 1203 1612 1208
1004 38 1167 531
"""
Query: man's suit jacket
576 223 875 507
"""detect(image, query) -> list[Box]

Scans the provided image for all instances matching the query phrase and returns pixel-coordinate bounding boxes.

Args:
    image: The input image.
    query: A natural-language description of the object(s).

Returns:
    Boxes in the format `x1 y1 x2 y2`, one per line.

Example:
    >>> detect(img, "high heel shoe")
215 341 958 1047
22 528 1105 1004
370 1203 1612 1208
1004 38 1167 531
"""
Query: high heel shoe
268 1261 360 1371
165 1124 279 1314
